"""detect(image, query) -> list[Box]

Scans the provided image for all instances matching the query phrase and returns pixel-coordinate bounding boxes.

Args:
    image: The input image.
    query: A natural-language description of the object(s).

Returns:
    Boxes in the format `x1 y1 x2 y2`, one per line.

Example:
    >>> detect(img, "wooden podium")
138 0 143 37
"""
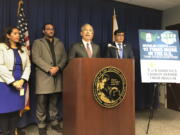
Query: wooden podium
63 58 135 135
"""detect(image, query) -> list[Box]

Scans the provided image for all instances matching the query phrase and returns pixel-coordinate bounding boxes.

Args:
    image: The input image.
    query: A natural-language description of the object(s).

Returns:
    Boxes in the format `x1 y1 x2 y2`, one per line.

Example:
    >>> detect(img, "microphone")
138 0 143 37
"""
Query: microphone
107 44 119 50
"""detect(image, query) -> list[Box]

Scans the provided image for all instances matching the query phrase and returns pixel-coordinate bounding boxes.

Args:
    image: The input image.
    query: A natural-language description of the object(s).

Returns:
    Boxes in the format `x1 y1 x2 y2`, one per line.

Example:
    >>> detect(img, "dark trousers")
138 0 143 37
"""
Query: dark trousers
0 111 19 135
36 93 59 128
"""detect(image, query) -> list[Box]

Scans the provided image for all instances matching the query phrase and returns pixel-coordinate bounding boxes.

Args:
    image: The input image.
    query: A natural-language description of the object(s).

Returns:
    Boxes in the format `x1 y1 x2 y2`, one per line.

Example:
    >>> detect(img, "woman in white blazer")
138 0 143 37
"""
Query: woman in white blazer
0 26 31 135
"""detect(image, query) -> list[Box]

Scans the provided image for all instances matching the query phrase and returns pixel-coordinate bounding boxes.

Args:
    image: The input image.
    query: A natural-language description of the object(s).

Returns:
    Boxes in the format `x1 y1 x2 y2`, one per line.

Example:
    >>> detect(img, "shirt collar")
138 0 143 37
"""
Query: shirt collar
115 42 123 45
82 39 91 45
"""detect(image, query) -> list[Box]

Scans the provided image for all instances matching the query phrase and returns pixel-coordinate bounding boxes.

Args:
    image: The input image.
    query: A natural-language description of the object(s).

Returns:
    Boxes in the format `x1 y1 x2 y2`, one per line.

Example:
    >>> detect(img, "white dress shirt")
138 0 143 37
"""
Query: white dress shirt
82 39 93 54
115 42 123 58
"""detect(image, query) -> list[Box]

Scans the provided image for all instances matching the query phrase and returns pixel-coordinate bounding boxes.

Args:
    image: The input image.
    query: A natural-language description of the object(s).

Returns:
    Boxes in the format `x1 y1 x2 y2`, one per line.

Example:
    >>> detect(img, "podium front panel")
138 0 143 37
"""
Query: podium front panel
63 58 135 135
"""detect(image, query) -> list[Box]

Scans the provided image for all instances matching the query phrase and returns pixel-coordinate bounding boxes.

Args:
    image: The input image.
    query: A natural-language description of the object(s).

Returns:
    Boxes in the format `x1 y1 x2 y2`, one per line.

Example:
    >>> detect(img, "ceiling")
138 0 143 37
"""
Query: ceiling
114 0 180 10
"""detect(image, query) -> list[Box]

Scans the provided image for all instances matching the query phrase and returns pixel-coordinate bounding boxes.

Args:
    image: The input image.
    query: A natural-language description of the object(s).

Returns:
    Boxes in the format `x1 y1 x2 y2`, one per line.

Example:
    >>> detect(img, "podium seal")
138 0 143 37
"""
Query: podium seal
93 66 127 108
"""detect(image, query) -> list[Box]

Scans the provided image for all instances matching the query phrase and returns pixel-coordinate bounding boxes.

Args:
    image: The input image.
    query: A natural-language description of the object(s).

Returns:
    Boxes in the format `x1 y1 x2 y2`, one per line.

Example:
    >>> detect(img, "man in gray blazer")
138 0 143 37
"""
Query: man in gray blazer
32 23 67 135
68 24 101 59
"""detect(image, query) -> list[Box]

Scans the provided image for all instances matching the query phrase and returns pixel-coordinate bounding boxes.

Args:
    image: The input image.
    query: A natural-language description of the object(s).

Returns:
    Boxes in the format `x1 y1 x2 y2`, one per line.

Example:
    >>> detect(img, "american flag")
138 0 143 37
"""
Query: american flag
17 0 30 53
17 0 30 113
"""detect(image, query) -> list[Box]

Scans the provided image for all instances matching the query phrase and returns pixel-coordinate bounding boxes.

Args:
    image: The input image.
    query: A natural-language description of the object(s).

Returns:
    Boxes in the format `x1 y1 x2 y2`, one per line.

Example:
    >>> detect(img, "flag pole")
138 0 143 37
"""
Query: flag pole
17 0 23 15
17 0 31 116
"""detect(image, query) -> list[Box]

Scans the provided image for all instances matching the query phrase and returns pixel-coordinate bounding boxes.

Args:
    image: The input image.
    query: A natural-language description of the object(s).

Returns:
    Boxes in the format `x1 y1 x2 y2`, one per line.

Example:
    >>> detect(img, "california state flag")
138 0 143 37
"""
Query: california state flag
112 9 119 41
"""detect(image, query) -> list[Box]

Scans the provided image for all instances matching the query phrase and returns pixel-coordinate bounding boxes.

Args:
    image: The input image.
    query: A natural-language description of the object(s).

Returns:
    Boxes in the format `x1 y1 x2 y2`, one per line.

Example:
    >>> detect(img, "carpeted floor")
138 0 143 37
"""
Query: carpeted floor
1 108 180 135
136 108 180 135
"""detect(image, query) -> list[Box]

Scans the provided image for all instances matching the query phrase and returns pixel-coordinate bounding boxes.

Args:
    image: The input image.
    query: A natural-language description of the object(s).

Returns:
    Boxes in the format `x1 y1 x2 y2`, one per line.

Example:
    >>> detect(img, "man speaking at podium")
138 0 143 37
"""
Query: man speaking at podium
106 30 134 58
68 23 101 59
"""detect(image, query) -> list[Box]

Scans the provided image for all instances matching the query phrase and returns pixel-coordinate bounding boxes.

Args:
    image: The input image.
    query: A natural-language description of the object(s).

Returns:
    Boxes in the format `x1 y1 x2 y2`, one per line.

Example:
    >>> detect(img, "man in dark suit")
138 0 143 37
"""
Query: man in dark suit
106 29 134 58
68 24 100 59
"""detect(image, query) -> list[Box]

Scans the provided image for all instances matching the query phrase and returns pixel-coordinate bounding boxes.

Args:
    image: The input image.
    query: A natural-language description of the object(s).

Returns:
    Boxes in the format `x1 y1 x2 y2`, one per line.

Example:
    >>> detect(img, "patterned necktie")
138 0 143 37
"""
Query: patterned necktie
86 43 92 58
118 43 123 58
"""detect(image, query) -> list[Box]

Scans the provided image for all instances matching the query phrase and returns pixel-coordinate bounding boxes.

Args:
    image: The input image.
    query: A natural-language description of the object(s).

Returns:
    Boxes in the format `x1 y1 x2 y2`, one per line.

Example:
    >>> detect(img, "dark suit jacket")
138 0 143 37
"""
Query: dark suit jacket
106 42 134 58
68 41 101 60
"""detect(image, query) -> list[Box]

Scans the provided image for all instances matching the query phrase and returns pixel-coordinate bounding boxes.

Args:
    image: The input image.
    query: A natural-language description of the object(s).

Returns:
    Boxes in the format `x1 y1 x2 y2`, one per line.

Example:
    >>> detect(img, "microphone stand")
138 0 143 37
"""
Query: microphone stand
107 44 120 59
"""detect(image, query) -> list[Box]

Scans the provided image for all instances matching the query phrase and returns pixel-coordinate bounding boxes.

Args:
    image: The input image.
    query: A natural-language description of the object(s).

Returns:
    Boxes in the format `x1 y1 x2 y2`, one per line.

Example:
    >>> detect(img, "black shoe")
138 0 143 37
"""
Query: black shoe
38 128 47 135
51 125 63 133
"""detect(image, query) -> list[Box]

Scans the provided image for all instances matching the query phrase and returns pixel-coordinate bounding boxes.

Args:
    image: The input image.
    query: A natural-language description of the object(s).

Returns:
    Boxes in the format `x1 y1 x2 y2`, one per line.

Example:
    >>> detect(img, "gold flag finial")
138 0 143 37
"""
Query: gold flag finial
17 0 23 15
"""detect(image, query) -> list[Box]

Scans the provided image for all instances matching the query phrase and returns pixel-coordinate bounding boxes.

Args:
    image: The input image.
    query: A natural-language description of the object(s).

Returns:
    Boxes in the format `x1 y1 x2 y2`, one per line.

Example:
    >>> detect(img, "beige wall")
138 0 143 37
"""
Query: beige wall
162 5 180 28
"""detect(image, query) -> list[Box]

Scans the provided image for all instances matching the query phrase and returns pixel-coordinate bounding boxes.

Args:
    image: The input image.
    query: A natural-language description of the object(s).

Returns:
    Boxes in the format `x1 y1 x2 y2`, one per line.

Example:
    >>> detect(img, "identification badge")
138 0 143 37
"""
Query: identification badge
20 88 24 96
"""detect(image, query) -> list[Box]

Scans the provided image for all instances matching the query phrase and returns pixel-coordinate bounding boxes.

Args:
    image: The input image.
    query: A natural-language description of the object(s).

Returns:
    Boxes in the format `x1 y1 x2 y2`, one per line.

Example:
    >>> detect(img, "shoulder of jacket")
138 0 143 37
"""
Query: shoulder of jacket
54 37 60 41
54 37 63 44
32 38 45 46
93 43 99 46
73 42 82 46
69 42 79 48
124 43 131 48
33 38 44 42
92 43 100 48
0 43 8 50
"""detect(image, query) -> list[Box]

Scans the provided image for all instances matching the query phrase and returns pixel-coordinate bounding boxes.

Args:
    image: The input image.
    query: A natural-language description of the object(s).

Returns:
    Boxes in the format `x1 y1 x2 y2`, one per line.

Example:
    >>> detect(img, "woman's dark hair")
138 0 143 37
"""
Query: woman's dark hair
0 26 23 52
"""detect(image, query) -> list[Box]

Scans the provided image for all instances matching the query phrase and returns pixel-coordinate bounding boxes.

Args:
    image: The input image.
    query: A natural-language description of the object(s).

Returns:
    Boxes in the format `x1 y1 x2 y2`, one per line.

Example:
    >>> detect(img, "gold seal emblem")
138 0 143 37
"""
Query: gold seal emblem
93 66 127 108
